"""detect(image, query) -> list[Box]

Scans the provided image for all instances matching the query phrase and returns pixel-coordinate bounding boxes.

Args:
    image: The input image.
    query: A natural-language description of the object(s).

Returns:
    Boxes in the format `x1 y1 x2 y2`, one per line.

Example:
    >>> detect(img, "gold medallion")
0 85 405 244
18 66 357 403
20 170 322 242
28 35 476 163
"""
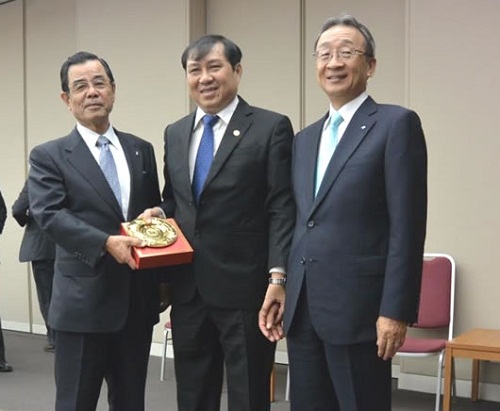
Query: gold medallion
125 217 178 247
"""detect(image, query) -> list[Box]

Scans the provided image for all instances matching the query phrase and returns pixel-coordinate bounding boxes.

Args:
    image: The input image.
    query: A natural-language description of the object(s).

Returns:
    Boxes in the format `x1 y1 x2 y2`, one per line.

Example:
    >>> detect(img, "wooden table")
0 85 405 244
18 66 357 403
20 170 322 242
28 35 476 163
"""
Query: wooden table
443 328 500 410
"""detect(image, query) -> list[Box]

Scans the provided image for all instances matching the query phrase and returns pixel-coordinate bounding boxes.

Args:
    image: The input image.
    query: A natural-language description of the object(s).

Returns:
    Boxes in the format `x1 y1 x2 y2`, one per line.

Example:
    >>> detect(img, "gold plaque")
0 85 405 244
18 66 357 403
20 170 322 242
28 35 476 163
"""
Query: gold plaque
124 217 178 248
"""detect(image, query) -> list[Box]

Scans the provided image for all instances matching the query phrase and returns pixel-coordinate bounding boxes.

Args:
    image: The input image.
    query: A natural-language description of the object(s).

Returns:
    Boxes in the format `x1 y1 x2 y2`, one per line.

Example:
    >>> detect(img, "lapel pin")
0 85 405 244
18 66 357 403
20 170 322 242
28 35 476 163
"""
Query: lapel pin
361 125 366 130
233 130 241 137
135 150 139 156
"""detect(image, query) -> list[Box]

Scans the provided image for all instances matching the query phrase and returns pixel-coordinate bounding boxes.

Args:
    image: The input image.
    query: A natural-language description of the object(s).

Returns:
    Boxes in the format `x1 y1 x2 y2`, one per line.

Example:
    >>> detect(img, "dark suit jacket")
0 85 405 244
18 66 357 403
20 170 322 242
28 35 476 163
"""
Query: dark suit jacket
12 180 56 262
283 96 427 345
28 127 161 333
161 97 295 309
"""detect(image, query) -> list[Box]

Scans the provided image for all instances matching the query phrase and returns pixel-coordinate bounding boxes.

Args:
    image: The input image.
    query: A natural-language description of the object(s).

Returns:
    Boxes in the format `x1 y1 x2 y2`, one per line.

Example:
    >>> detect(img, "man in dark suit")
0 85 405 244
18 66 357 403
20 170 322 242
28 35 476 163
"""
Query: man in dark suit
12 180 56 352
28 51 161 411
0 188 13 372
143 35 295 410
260 15 427 410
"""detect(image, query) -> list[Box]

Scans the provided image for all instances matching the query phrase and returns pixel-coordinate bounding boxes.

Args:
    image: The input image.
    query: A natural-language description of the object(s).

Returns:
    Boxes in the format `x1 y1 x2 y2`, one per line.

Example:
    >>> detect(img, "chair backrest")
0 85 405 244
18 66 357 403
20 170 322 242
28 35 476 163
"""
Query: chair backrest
413 253 456 340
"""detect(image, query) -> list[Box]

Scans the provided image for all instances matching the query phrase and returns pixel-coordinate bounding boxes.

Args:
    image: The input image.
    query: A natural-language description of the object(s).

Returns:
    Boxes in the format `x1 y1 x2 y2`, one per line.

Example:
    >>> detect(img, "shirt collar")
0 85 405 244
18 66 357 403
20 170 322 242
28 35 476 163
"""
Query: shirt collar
327 92 369 128
194 96 239 129
77 123 118 147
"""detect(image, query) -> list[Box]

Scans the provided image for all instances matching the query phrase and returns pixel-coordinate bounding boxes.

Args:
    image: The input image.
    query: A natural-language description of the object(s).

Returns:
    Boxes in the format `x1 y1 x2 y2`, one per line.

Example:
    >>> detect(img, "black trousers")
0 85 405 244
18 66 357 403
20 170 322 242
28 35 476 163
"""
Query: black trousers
54 310 154 411
32 259 55 344
171 293 275 411
287 287 392 411
0 318 6 362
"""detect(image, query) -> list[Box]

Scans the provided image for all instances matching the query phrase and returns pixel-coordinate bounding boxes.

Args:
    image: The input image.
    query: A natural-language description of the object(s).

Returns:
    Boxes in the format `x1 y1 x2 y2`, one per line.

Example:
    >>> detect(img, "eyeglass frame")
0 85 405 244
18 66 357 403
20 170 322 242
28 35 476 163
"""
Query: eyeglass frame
67 77 114 95
313 48 368 62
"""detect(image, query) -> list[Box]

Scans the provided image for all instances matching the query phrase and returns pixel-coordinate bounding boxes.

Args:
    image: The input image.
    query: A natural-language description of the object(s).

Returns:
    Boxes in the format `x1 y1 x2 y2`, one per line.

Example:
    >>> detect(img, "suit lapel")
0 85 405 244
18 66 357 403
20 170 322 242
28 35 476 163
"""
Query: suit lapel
203 99 250 190
119 131 142 221
311 98 377 213
297 116 326 212
65 128 123 220
173 113 197 202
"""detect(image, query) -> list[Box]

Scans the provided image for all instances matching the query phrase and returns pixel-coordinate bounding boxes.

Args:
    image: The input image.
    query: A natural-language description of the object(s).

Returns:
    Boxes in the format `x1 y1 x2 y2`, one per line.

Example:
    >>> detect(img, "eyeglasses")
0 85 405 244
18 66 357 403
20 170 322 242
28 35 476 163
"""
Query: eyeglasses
313 48 367 62
69 78 112 94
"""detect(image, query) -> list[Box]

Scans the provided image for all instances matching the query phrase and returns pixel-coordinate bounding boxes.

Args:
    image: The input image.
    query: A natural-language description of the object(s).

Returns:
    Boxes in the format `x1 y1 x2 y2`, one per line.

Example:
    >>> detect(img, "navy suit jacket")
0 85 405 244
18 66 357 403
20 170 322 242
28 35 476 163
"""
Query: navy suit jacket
12 180 56 262
160 97 295 309
283 96 427 345
28 127 161 333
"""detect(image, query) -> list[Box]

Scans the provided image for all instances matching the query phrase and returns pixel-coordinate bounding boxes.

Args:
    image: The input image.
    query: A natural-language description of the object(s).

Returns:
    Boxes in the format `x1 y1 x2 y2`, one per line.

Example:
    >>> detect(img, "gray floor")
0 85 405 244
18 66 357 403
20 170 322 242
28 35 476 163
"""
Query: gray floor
0 330 498 410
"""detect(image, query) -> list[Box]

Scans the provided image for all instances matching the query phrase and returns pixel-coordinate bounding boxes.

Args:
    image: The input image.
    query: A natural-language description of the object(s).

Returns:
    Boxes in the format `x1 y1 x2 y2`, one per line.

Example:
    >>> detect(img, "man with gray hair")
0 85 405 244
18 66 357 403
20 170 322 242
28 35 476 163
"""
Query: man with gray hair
260 15 427 410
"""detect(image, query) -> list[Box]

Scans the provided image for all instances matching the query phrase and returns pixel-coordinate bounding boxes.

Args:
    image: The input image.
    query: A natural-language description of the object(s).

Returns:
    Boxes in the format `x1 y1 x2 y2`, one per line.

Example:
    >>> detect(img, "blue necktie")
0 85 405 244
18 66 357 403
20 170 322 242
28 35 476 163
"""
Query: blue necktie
96 136 122 207
192 115 219 203
315 112 344 196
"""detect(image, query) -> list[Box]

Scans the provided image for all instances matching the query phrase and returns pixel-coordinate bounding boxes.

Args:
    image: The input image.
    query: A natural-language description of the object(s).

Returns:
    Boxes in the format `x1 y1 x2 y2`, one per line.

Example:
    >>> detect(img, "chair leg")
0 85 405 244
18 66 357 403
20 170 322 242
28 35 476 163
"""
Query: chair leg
285 366 290 401
451 357 457 399
160 328 169 381
270 365 275 402
435 350 444 411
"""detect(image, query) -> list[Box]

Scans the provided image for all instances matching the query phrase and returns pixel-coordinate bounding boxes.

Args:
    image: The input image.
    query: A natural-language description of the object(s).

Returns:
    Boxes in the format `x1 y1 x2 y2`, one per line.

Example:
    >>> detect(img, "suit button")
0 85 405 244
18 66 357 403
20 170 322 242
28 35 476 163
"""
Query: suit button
307 220 315 228
300 258 306 265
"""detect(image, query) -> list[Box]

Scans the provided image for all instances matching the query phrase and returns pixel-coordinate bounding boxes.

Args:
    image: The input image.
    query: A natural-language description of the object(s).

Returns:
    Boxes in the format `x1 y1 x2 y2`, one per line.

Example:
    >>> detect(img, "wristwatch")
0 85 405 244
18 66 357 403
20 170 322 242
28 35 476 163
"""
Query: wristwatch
268 277 286 287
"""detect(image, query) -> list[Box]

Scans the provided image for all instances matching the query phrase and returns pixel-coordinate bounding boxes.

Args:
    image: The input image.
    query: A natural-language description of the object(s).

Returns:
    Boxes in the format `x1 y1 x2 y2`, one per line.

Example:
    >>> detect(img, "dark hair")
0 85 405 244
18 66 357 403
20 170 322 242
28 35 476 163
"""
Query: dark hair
181 34 242 70
314 15 376 58
60 51 115 93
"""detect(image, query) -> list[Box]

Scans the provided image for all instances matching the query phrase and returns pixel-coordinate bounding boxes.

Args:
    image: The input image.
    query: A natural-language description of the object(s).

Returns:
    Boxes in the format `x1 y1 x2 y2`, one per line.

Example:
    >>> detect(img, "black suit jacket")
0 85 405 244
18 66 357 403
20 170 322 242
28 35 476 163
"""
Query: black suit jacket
28 127 161 333
12 180 56 262
161 97 295 309
283 97 427 345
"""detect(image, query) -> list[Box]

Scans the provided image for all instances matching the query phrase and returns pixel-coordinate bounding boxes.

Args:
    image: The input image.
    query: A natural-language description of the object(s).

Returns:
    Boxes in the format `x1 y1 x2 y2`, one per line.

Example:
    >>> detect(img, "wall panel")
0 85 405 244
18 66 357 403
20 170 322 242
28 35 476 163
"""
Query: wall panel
207 0 302 131
303 0 407 124
0 0 31 330
408 0 500 383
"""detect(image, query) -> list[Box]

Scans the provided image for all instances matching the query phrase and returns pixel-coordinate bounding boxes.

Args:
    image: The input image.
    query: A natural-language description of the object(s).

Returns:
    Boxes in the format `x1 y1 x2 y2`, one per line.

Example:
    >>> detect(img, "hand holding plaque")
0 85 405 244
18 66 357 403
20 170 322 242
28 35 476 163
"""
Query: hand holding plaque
121 218 193 269
125 217 178 247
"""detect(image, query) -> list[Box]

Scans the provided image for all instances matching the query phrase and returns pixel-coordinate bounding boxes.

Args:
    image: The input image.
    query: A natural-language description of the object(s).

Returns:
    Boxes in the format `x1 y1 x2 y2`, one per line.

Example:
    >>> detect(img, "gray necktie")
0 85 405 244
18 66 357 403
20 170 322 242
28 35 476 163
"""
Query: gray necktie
96 135 121 206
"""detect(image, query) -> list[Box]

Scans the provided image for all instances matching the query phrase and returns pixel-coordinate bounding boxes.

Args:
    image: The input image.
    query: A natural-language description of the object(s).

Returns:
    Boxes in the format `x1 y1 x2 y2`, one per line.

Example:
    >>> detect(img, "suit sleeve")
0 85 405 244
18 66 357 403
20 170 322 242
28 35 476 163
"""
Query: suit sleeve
28 144 109 268
12 180 30 227
380 109 427 323
160 124 177 217
265 115 296 269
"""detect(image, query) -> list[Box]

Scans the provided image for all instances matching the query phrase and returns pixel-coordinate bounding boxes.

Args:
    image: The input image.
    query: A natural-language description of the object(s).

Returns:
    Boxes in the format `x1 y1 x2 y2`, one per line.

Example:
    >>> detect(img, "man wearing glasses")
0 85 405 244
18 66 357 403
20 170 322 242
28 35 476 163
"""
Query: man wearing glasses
259 15 427 410
28 51 161 411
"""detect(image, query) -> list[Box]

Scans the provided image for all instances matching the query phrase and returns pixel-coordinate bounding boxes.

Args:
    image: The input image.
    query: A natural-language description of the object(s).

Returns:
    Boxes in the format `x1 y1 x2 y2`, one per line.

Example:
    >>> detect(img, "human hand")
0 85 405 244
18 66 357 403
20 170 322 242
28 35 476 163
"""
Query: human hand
258 284 286 342
376 316 408 361
105 235 144 270
137 207 165 222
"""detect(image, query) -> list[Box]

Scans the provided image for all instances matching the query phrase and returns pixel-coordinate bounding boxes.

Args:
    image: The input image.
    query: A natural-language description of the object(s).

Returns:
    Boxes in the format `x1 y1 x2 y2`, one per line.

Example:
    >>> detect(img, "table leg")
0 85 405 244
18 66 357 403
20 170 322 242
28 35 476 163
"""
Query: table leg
471 359 480 402
443 347 453 411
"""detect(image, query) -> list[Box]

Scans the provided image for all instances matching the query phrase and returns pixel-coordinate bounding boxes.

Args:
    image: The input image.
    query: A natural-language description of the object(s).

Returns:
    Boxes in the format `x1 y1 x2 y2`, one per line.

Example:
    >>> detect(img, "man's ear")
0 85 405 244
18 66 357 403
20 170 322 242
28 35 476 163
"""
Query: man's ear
60 91 70 107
